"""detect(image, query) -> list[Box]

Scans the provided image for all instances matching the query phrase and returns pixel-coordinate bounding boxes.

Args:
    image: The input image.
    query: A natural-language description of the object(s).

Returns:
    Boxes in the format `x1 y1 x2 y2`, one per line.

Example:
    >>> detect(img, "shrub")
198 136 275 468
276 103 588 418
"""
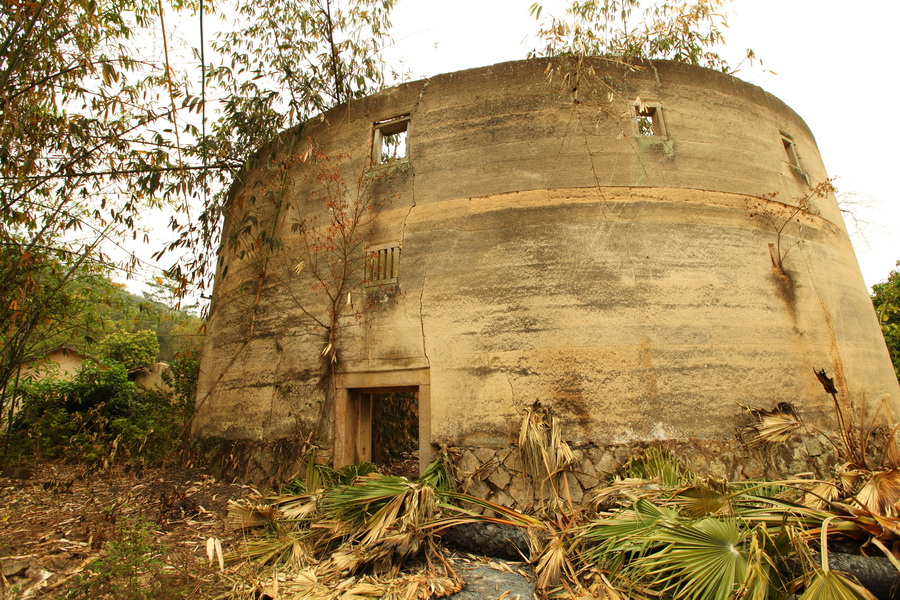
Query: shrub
98 329 160 370
10 361 179 464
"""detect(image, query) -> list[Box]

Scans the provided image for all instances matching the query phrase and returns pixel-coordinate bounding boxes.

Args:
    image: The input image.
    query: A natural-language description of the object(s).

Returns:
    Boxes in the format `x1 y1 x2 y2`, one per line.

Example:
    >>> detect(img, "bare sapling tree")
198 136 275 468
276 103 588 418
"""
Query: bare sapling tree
0 0 198 422
750 180 835 275
284 146 391 372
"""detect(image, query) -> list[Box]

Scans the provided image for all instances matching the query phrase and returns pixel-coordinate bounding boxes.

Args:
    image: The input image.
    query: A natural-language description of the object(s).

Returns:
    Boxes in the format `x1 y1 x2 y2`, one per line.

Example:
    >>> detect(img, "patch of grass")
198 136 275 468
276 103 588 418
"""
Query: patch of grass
69 516 164 600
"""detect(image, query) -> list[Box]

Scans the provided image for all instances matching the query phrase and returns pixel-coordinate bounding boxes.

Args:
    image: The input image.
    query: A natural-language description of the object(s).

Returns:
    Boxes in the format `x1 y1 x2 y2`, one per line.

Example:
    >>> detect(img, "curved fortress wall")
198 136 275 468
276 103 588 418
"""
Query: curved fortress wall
193 58 899 482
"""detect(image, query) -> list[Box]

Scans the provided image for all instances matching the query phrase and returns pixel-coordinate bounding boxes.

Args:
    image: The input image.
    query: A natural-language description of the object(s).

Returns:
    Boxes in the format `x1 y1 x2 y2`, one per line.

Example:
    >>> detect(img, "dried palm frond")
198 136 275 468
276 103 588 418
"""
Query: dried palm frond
532 527 577 592
268 492 320 520
588 477 667 512
798 569 877 600
239 531 313 567
839 466 863 493
277 563 463 600
854 469 900 517
878 399 900 469
579 569 636 600
800 481 842 510
439 491 542 528
226 499 277 531
740 402 803 447
518 402 576 514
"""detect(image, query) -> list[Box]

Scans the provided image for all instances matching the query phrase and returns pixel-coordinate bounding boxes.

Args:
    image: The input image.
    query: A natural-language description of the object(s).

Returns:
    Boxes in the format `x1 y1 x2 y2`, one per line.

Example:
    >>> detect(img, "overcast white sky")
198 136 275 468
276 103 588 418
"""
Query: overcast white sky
376 0 898 289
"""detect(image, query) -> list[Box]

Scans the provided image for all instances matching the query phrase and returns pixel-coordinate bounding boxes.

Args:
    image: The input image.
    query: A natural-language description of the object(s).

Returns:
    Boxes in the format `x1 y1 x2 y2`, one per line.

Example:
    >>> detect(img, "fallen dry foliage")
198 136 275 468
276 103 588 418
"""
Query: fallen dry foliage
0 462 532 600
0 462 257 599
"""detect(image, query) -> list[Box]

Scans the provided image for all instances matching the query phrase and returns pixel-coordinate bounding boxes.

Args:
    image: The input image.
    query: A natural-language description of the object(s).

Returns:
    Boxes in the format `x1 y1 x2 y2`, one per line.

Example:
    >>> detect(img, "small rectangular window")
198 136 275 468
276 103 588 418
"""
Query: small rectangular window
372 116 409 164
781 133 800 168
780 131 809 183
365 245 400 285
632 100 666 137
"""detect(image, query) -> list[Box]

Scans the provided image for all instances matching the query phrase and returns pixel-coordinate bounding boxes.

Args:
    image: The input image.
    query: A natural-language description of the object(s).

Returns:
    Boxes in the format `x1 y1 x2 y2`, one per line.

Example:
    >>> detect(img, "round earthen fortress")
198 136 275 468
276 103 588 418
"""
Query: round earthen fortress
193 58 899 486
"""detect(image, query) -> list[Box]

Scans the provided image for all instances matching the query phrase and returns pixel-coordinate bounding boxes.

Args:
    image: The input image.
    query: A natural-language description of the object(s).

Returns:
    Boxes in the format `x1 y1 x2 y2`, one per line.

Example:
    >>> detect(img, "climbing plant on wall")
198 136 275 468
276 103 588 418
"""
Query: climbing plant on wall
283 147 391 367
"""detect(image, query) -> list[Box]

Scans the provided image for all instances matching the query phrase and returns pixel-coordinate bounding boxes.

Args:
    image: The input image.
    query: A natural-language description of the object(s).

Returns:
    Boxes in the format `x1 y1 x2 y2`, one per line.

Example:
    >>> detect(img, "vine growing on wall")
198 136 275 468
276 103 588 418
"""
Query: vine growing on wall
191 139 392 443
284 146 391 371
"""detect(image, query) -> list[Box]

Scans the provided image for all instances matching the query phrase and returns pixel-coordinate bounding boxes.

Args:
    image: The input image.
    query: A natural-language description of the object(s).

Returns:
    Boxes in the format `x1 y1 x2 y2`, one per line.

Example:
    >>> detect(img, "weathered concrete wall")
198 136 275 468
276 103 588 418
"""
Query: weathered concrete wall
192 58 898 481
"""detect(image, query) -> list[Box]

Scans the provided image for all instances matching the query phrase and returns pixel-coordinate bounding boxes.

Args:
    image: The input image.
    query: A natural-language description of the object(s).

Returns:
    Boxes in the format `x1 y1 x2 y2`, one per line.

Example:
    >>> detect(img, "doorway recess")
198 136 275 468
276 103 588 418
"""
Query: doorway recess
334 369 431 476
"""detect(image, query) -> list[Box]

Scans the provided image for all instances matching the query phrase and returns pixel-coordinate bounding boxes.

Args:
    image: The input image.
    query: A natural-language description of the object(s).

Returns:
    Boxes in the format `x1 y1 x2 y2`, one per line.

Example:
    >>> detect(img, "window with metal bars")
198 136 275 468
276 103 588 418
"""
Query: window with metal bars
365 245 400 285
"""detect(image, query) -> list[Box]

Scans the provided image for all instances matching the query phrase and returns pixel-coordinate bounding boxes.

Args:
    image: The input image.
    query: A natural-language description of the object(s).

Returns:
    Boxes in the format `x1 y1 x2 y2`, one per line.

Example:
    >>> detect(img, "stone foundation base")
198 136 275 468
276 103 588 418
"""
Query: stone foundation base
450 435 839 513
191 436 326 487
193 432 843 502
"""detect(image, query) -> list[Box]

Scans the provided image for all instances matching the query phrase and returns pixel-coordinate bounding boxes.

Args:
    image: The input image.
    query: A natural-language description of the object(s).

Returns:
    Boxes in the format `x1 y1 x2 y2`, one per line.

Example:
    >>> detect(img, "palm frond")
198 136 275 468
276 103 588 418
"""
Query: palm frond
740 524 795 600
621 447 690 488
588 477 668 512
672 478 731 518
799 569 877 600
579 498 681 573
855 469 900 517
238 532 312 567
800 481 842 510
417 452 454 492
225 499 277 531
518 402 576 513
533 530 575 591
636 518 749 600
740 402 803 447
269 492 320 520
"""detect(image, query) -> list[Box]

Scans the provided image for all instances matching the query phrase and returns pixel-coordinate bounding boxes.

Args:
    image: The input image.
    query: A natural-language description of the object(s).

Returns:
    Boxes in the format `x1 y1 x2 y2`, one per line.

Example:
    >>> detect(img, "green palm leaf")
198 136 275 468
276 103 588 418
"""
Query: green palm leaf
637 518 748 600
578 498 681 581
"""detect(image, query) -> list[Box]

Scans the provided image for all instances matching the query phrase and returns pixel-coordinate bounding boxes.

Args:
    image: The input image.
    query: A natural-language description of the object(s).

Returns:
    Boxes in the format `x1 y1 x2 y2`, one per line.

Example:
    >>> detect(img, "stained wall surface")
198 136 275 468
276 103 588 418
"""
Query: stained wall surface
192 59 899 469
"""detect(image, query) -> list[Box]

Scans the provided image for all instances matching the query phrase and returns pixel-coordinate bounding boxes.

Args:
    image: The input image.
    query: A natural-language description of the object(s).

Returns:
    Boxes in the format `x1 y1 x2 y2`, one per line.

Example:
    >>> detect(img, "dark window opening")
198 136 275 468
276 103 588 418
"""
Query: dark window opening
781 133 800 168
373 116 409 164
633 101 666 137
780 131 809 183
352 389 419 478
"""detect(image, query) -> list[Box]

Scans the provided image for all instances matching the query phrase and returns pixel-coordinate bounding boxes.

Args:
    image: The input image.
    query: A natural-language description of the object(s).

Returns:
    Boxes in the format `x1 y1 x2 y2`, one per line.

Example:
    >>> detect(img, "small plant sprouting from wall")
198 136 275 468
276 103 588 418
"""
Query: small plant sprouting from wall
752 180 834 272
749 180 835 307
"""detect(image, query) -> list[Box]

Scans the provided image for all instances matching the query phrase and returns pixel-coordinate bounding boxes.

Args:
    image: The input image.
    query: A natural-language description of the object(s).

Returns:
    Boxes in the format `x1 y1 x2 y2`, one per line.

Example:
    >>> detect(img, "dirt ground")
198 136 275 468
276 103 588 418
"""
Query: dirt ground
0 462 257 599
0 462 535 600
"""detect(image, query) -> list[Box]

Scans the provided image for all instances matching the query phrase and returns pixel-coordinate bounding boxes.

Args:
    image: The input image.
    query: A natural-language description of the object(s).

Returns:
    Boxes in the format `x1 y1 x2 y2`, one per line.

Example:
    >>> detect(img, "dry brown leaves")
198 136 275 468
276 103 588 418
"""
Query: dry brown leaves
0 462 254 599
